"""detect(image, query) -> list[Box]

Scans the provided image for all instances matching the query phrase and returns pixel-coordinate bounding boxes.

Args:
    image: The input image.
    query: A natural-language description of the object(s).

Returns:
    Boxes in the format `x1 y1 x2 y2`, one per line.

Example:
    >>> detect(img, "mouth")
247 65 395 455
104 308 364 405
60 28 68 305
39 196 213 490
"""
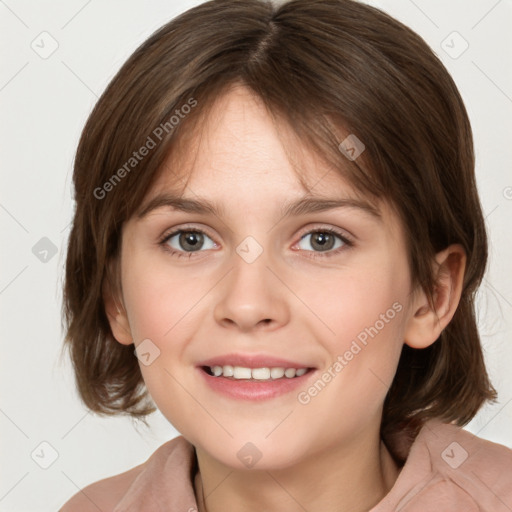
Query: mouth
200 365 313 381
195 354 318 401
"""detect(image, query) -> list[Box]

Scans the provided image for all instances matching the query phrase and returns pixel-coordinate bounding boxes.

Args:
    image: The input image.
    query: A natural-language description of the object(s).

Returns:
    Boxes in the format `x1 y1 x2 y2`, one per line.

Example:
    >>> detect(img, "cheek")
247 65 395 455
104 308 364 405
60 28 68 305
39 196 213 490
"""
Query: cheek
286 269 408 449
123 279 169 344
120 261 199 423
304 261 408 349
122 252 202 342
302 256 409 399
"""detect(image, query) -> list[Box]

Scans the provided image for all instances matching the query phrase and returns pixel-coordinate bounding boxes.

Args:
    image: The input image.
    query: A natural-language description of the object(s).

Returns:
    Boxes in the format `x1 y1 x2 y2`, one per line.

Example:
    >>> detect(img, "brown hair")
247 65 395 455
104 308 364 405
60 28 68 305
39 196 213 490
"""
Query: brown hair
61 0 497 458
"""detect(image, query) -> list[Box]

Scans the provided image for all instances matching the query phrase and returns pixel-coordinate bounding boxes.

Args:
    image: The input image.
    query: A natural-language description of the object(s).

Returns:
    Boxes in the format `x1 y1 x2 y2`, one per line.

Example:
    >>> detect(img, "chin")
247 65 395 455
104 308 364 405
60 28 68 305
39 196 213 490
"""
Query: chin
198 433 311 472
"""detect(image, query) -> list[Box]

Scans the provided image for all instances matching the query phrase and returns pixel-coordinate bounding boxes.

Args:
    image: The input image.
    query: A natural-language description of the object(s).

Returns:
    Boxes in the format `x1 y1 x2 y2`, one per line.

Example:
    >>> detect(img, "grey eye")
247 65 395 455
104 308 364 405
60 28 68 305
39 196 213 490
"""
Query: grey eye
297 231 345 252
166 230 216 252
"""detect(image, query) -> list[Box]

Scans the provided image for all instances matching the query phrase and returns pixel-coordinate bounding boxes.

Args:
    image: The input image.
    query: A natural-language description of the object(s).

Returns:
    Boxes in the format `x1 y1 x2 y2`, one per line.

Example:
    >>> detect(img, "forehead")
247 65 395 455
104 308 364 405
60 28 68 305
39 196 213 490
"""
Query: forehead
146 84 369 205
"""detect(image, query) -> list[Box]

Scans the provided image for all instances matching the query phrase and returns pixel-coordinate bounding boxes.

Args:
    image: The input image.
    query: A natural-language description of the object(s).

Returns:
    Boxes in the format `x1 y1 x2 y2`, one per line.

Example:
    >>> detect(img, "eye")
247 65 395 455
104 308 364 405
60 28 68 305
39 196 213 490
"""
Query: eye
159 228 217 258
158 225 353 260
295 228 352 257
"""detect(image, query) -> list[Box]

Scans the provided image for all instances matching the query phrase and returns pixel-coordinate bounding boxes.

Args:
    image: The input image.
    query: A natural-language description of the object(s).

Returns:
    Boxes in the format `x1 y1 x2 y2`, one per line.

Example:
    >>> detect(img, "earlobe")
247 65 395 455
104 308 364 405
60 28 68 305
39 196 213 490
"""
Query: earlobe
104 296 133 346
404 244 466 349
102 268 133 346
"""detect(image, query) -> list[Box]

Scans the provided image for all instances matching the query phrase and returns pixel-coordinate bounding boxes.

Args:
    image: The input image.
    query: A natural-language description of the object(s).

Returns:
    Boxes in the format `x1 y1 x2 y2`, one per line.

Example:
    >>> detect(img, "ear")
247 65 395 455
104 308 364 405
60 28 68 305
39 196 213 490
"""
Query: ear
102 260 133 346
404 244 466 349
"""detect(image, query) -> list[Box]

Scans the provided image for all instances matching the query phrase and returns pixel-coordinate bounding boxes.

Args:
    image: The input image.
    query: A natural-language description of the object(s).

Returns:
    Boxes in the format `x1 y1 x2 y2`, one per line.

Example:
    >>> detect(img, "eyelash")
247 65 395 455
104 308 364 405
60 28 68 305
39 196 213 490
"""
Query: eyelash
157 224 354 260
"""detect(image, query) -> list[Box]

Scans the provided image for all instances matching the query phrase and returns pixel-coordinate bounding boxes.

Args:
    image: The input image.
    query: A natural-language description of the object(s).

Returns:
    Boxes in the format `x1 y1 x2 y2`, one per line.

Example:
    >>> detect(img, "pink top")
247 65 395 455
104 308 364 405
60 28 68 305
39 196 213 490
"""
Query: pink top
60 418 512 511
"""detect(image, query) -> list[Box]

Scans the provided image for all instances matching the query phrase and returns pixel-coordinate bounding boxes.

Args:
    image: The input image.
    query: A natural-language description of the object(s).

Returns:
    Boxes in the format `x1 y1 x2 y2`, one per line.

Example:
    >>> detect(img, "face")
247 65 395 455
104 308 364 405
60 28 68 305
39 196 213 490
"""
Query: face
113 84 417 470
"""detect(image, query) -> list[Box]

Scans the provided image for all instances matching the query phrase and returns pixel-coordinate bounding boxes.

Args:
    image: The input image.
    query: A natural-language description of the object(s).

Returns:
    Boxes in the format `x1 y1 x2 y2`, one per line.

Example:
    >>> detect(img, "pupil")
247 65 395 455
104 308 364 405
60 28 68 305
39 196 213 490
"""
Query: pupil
312 232 334 251
180 231 203 251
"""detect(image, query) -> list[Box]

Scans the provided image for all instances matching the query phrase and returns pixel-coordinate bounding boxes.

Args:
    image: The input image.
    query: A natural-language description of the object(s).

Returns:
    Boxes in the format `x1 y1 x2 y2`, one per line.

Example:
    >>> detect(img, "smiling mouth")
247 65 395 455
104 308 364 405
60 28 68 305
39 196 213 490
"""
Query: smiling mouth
201 365 314 381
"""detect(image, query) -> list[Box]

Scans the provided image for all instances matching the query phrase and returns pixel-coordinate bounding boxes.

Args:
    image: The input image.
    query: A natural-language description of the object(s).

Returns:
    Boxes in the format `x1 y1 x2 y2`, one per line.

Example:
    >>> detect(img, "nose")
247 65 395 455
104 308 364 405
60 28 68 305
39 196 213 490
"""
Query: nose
213 245 290 333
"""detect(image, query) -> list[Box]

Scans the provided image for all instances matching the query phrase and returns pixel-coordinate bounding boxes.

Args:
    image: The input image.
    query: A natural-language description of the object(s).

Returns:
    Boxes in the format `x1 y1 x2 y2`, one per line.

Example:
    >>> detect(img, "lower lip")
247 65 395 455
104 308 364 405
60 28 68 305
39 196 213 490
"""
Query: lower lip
197 367 316 401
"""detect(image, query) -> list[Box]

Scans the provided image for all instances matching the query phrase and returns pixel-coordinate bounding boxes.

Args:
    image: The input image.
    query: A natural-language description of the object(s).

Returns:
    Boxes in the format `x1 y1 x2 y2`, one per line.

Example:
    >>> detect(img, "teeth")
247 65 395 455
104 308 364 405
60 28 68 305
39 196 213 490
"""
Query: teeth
208 365 309 380
233 366 252 379
222 365 234 377
251 367 271 380
270 367 285 379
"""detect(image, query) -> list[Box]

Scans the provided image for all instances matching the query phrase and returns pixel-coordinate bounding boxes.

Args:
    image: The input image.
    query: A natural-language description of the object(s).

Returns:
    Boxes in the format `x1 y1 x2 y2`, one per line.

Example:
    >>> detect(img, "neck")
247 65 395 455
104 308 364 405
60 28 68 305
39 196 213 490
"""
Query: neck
193 427 401 512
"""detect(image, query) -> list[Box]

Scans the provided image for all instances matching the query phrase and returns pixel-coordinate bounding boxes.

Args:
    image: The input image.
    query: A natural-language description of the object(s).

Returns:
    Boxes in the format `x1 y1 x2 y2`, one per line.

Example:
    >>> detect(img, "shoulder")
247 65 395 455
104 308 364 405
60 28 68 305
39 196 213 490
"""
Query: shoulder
454 423 512 488
59 463 145 512
376 420 512 510
412 419 512 507
411 419 512 476
59 436 191 512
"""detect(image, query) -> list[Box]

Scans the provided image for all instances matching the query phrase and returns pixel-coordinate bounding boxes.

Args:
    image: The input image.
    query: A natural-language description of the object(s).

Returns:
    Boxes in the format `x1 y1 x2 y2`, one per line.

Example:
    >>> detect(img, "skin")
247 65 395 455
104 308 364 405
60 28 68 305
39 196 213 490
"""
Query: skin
105 84 466 512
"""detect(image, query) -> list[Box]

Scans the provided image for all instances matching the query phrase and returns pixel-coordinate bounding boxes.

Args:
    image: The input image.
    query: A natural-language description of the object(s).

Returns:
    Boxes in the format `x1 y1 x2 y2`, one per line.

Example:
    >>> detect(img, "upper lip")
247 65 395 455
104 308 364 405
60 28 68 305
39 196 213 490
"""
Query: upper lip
197 353 315 369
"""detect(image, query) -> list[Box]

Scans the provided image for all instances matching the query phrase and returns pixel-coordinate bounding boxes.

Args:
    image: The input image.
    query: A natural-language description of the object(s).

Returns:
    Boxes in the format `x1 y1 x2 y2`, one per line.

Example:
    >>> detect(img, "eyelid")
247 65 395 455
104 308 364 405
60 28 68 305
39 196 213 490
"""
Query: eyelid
159 223 218 242
295 223 355 244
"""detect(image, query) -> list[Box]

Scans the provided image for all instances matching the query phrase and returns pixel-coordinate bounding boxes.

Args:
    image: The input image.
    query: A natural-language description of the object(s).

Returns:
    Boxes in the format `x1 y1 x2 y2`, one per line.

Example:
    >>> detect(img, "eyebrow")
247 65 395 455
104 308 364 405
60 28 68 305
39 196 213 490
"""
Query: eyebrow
136 192 381 220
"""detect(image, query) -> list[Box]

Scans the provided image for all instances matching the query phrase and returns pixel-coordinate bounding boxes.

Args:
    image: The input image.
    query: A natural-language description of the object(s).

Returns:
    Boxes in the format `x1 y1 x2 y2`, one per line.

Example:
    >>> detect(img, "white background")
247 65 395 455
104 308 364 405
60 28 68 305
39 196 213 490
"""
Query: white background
0 0 511 510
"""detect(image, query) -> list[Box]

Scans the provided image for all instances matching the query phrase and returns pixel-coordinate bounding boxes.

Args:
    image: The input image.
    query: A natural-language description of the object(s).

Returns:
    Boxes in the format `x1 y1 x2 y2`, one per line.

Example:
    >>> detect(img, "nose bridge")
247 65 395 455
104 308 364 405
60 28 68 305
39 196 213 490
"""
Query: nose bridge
213 234 288 331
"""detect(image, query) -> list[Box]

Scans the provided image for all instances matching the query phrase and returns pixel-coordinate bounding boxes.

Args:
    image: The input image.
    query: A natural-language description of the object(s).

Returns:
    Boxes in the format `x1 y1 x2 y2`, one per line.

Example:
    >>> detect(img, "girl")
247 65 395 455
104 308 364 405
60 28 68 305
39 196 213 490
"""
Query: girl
60 0 512 510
